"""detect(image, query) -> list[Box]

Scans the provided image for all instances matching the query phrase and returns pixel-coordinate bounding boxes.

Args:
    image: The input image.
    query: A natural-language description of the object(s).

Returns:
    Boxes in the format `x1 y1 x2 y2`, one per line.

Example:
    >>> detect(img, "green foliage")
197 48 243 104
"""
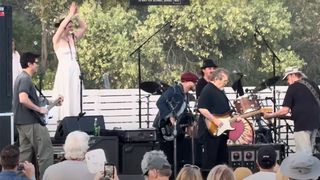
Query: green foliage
13 0 319 89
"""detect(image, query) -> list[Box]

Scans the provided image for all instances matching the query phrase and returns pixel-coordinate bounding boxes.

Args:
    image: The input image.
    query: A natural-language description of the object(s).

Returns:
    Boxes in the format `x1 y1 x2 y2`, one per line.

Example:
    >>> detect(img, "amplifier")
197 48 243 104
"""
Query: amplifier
228 143 285 172
116 129 157 142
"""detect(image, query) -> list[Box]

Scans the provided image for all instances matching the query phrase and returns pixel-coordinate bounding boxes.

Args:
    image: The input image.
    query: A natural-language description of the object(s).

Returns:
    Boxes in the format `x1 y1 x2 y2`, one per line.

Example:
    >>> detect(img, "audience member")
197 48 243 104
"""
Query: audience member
280 152 320 180
141 150 172 180
244 145 277 180
176 164 203 180
42 131 95 180
275 170 289 180
0 145 35 180
206 164 235 180
233 167 252 180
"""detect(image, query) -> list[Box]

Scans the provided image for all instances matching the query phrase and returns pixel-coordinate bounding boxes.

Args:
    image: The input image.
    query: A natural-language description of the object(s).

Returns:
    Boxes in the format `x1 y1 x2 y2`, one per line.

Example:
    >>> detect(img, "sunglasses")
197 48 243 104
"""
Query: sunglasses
183 164 200 170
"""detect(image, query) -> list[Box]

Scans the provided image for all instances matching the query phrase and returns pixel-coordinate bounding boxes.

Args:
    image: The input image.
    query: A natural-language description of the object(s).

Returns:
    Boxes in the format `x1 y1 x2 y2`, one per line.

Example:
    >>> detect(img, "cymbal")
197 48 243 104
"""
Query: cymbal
140 81 170 95
253 76 280 92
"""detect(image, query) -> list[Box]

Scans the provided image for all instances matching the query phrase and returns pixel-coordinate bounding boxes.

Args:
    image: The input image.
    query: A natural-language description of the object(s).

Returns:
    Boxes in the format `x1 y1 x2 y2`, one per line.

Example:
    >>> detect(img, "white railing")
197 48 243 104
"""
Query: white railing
43 86 295 151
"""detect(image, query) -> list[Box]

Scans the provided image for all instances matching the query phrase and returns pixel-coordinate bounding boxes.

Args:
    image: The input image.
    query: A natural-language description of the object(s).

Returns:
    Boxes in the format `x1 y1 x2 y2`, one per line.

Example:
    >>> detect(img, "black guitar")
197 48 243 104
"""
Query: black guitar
33 97 62 126
158 112 195 141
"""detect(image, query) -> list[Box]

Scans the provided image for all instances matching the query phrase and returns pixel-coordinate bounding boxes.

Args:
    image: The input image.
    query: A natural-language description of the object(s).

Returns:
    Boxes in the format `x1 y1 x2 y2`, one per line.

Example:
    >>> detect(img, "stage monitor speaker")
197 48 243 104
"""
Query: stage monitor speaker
0 5 12 151
120 142 159 174
88 136 119 170
54 115 105 143
228 143 285 172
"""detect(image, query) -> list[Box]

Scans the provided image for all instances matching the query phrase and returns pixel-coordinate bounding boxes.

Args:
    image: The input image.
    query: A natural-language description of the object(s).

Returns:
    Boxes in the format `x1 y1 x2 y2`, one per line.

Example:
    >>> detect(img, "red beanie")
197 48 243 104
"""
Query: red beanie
181 72 198 83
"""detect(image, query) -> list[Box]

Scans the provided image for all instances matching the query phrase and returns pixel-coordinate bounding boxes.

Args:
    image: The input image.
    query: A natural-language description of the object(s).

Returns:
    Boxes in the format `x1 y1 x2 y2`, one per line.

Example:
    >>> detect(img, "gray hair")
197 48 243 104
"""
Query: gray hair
63 131 90 160
141 150 172 177
209 68 229 81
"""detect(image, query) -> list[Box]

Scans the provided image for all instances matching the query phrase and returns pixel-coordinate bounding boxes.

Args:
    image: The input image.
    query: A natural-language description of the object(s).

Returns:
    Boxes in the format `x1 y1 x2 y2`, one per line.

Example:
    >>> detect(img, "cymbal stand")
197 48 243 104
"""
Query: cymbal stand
130 21 172 128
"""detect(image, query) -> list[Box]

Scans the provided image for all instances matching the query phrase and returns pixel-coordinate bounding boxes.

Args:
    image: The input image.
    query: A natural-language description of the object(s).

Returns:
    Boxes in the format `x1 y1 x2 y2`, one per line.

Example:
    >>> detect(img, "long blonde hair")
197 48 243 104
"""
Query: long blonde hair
176 166 203 180
207 164 235 180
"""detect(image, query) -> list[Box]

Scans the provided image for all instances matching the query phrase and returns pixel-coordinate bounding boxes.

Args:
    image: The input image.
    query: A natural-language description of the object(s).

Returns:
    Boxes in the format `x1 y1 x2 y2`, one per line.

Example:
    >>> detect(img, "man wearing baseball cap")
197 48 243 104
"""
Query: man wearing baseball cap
155 71 198 176
141 150 172 180
264 67 320 154
244 145 277 180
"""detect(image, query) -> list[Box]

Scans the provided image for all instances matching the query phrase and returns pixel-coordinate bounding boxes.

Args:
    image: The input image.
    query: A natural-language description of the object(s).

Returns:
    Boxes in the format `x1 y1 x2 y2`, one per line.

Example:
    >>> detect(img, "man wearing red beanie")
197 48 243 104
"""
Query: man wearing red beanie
155 71 198 178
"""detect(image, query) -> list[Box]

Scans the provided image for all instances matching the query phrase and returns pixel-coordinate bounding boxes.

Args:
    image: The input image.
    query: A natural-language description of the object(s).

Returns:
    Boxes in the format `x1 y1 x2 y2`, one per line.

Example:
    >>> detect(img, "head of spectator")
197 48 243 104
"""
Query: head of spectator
141 150 172 180
280 152 320 180
64 131 90 160
233 167 252 180
257 145 277 171
275 169 289 180
207 164 235 180
176 164 203 180
0 145 35 179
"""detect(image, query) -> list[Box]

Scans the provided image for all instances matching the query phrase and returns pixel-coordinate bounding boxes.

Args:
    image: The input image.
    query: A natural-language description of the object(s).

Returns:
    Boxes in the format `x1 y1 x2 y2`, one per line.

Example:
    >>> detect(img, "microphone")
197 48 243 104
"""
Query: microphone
232 70 247 77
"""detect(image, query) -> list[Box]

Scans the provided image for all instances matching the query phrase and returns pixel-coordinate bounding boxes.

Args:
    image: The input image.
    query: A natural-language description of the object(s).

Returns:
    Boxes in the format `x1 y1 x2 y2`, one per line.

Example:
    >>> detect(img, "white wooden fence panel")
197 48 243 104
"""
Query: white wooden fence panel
43 86 299 151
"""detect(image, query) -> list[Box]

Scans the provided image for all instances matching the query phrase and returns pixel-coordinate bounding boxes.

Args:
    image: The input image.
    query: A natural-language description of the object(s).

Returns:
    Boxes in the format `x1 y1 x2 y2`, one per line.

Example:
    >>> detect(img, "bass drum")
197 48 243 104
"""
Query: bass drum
228 118 254 145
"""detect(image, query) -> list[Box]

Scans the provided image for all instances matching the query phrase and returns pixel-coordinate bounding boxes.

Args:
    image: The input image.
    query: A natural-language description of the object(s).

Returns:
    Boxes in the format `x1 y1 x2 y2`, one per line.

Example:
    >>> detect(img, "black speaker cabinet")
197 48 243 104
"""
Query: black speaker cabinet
88 136 119 170
0 5 12 151
120 142 159 174
54 115 105 143
228 143 285 172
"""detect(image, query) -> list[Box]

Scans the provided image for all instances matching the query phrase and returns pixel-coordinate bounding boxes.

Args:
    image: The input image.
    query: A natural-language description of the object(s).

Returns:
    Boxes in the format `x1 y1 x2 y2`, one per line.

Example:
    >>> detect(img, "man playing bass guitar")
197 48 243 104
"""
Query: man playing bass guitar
155 72 198 175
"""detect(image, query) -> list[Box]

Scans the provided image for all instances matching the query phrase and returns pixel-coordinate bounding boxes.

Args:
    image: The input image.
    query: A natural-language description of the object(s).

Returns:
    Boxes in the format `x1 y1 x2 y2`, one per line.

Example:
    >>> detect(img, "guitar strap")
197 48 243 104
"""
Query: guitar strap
34 85 49 105
297 78 320 123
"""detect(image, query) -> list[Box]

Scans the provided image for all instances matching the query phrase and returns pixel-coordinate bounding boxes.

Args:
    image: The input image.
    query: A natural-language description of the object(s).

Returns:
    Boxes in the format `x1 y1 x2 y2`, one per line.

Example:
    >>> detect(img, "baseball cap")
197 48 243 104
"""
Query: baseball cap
257 145 277 169
141 150 171 176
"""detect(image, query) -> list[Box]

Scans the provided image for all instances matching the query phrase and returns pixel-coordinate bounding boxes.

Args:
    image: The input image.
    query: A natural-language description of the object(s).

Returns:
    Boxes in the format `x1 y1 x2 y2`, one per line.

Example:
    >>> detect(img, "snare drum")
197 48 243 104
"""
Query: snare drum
234 95 260 114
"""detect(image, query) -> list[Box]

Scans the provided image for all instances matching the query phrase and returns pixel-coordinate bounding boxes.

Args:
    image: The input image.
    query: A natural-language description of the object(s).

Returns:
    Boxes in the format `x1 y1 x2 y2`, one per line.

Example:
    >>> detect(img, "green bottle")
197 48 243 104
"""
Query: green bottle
94 118 100 136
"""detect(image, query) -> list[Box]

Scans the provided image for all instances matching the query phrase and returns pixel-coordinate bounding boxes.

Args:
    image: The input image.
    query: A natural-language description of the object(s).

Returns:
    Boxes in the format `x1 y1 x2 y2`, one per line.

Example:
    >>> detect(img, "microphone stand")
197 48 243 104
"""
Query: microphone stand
255 27 281 142
166 99 179 179
130 21 171 128
71 34 86 125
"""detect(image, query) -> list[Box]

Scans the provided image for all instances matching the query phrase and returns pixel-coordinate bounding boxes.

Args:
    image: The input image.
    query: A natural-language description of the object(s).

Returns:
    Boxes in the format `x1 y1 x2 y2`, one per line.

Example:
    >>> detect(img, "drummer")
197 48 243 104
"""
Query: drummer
196 58 218 99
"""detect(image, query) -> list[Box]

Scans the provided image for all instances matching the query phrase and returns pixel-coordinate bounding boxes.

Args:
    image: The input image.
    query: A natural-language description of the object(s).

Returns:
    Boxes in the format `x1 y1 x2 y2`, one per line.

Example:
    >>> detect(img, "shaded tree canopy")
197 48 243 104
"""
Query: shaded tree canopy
6 0 320 89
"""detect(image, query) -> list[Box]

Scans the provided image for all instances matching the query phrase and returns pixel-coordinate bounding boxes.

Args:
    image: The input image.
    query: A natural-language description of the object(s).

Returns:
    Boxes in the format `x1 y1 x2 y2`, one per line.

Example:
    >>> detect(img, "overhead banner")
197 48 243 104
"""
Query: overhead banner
130 0 190 6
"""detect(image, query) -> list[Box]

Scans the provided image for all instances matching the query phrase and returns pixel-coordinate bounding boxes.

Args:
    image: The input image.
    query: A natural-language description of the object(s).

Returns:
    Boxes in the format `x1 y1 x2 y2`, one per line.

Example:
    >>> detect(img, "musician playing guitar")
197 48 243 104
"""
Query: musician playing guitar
198 68 243 173
12 52 63 179
155 72 198 176
264 67 320 154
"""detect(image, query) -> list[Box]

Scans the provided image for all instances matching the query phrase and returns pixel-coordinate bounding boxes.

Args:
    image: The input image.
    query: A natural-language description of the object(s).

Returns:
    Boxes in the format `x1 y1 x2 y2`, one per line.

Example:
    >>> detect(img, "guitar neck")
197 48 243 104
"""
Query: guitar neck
47 99 60 111
229 109 262 123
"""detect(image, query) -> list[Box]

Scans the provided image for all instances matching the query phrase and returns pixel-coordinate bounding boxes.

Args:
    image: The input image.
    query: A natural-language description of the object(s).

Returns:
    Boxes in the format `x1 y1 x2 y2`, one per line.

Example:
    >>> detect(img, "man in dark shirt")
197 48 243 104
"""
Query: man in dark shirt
264 67 320 154
197 68 232 172
13 52 63 179
195 58 218 99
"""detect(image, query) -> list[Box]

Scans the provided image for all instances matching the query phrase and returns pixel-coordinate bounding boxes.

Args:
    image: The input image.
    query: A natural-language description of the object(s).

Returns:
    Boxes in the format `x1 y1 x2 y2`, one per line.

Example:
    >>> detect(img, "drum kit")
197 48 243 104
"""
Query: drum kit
140 76 280 145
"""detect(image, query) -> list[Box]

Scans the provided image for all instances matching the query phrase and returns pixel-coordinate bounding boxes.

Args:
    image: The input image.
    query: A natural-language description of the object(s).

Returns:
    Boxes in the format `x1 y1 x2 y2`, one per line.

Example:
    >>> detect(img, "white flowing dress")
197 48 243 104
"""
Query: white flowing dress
53 46 81 121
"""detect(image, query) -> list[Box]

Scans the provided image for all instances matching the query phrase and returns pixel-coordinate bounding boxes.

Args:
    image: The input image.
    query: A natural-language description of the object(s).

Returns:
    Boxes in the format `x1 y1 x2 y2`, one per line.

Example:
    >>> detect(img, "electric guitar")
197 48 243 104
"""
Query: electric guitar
205 107 272 137
34 97 63 126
